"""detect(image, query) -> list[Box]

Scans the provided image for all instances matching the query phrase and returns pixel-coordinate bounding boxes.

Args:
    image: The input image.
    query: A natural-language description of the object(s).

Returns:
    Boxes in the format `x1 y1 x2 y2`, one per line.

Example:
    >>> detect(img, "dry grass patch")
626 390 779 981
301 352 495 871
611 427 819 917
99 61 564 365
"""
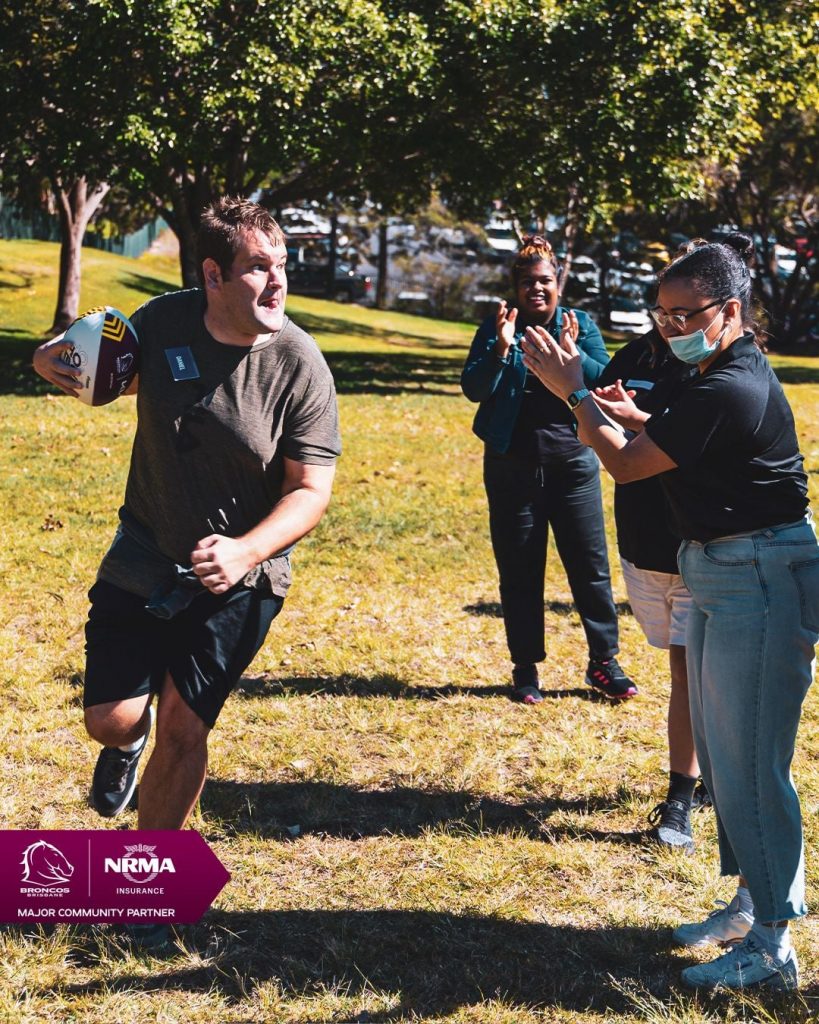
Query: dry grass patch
1 240 818 1022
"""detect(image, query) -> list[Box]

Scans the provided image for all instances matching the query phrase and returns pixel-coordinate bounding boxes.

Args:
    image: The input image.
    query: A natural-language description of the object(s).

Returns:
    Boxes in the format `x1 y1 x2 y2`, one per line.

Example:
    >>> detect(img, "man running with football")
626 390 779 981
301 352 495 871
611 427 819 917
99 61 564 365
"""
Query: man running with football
33 198 340 841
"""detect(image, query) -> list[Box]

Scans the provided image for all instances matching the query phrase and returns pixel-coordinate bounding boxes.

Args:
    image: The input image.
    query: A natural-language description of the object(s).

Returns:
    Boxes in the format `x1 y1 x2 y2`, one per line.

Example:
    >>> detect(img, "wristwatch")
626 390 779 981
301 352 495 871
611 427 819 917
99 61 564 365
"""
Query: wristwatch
566 387 591 410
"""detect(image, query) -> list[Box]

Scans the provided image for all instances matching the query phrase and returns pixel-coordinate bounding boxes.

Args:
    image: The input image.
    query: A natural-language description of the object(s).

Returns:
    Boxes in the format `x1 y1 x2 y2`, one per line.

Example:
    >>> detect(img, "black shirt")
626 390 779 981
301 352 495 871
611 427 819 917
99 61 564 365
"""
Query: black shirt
598 332 694 572
507 312 587 461
644 334 808 542
509 371 582 460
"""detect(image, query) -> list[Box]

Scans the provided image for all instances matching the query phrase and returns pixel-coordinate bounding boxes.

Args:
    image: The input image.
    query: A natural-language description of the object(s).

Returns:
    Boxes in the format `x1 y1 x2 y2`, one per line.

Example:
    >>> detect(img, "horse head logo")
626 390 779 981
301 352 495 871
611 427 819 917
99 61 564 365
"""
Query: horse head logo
21 840 74 887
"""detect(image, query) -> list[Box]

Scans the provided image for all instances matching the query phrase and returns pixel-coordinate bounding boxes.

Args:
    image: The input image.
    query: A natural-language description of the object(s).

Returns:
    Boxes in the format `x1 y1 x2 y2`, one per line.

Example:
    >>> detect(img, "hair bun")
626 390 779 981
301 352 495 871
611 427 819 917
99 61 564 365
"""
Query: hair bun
520 234 551 249
719 231 755 266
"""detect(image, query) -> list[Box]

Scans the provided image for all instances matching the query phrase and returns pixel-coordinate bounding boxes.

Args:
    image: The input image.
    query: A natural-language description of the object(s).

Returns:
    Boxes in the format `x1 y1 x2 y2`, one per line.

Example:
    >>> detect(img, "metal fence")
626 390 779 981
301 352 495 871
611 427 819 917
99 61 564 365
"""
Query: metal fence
0 195 164 259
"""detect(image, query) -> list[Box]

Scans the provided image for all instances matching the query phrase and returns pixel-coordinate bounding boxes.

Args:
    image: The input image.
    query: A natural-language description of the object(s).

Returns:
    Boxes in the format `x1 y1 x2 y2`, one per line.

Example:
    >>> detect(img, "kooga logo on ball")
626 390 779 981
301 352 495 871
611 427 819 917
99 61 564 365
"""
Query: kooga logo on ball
104 843 177 885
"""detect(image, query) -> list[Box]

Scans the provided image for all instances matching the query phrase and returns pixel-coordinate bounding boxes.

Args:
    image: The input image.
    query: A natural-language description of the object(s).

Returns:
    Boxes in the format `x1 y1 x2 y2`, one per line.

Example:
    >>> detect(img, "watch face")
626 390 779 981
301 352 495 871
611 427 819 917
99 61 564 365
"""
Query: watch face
568 389 587 409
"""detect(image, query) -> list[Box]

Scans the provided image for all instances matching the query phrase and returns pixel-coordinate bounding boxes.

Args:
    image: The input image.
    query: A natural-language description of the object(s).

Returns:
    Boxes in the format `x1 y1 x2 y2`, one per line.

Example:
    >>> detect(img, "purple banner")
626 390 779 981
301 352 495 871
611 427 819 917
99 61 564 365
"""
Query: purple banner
0 831 230 924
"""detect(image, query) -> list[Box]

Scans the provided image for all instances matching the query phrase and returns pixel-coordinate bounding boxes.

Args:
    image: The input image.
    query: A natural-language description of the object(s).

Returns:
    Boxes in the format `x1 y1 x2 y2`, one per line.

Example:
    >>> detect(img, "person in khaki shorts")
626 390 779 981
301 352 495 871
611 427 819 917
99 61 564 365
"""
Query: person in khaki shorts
595 330 703 852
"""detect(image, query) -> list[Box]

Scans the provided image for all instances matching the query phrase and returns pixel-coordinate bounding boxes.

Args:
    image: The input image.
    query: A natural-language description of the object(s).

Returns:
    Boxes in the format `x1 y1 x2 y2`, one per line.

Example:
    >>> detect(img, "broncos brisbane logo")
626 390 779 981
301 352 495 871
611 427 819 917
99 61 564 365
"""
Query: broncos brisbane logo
20 840 74 887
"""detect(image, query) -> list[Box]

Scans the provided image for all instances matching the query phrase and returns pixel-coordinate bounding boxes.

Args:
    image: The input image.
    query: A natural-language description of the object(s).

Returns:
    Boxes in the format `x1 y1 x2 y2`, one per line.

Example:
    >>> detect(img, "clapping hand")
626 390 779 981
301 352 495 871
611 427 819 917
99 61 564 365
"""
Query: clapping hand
495 300 518 359
520 311 584 399
593 380 646 431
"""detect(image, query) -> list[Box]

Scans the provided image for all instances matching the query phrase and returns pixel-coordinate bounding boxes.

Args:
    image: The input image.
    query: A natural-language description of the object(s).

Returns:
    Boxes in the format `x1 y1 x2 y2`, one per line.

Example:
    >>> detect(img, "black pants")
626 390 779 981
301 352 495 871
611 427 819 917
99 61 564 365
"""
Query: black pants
484 447 619 666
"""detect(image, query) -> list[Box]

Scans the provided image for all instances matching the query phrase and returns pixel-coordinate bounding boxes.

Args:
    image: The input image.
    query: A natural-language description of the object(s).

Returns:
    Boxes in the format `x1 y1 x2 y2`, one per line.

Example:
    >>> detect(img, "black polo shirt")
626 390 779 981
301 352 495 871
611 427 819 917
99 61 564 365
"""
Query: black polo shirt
598 332 694 572
644 334 808 542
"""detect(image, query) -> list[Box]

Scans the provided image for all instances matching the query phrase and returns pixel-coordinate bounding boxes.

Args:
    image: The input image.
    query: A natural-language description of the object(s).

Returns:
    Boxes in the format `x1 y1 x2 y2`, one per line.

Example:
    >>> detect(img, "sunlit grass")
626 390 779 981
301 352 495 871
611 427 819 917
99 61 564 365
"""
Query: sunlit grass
1 239 818 1022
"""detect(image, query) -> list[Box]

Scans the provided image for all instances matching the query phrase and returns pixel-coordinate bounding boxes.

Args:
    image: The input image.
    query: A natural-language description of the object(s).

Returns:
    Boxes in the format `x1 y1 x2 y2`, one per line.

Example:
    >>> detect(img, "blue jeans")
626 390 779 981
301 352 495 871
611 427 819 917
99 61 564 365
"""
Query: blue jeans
678 517 819 922
484 447 619 666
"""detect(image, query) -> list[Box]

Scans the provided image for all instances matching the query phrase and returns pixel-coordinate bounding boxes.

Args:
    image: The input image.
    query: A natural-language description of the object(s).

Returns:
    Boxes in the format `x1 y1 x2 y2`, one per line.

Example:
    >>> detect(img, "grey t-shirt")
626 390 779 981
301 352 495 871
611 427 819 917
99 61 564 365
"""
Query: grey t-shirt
97 289 341 598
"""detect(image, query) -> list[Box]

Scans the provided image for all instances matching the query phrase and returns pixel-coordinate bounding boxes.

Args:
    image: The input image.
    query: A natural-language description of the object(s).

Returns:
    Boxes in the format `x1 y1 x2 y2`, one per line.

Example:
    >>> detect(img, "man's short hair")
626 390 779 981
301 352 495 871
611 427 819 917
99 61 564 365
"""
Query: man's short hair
197 197 286 286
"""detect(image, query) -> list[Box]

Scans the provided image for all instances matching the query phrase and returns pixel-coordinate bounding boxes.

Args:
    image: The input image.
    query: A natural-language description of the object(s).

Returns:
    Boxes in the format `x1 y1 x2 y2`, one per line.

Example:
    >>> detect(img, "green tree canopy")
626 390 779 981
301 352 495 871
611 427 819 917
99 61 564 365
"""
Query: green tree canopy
104 0 436 286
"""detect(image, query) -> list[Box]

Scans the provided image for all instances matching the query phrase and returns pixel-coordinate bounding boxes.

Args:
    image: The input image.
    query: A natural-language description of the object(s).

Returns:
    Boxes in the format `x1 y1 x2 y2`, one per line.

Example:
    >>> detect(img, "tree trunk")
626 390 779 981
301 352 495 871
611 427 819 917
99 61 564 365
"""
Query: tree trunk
326 202 338 300
560 183 583 296
50 177 110 335
161 172 215 289
376 219 389 309
597 242 612 330
177 218 200 290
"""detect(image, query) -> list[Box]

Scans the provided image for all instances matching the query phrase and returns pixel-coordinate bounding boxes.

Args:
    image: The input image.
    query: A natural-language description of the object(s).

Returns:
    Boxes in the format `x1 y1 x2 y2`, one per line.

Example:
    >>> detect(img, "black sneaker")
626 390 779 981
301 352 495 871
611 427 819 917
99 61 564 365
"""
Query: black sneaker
648 798 694 853
90 706 154 818
122 923 173 953
585 657 637 699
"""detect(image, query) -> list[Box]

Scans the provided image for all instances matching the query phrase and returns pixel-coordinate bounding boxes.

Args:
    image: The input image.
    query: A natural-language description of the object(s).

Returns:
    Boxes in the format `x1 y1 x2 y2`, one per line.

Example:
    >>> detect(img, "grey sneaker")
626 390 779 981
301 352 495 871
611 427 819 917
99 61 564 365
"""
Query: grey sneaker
90 705 154 818
673 896 753 947
647 798 694 853
681 934 799 991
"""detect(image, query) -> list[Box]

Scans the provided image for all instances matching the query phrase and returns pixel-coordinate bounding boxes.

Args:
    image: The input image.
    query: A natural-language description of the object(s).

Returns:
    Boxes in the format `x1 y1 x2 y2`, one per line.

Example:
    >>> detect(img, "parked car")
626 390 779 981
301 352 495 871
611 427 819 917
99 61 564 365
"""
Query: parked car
285 235 373 303
608 297 652 334
569 255 599 286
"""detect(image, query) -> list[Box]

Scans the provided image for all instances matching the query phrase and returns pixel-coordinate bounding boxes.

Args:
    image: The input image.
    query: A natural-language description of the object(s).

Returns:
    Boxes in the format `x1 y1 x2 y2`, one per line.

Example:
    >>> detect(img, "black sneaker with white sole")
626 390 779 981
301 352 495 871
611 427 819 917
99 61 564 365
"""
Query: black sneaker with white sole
647 798 695 853
90 706 154 818
585 657 637 699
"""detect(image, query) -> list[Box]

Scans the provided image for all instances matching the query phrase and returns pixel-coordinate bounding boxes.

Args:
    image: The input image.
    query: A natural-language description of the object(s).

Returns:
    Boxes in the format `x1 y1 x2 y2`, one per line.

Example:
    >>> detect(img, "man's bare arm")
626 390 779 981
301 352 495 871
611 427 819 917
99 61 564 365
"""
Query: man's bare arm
190 459 336 593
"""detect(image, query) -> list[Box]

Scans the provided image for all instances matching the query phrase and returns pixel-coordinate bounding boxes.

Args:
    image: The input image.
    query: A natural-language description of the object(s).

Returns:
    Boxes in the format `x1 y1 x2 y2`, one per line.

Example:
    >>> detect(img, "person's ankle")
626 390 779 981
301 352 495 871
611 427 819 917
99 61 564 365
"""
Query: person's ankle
751 919 792 961
512 664 538 689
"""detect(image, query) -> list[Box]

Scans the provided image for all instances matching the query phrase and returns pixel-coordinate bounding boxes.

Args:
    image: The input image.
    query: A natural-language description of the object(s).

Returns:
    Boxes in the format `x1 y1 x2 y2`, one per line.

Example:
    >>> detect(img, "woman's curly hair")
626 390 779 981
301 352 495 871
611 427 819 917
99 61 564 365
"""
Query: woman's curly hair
510 234 562 287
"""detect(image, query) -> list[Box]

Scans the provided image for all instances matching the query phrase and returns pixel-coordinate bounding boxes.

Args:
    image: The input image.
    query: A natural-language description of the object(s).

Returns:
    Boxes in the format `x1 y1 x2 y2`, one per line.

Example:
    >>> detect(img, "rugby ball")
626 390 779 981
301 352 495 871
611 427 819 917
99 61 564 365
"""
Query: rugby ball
60 306 139 405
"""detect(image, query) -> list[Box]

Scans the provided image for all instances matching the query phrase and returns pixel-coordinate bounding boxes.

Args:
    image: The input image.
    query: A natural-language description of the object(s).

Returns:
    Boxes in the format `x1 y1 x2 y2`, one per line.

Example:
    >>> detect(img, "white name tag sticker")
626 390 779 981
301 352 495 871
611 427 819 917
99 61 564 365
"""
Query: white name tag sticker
164 346 201 381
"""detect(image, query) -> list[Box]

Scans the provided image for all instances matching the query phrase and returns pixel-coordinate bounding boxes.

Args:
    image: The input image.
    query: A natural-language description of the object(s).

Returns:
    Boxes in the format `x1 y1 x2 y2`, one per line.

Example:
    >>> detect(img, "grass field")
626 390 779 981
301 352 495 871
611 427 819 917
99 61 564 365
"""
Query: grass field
1 238 818 1023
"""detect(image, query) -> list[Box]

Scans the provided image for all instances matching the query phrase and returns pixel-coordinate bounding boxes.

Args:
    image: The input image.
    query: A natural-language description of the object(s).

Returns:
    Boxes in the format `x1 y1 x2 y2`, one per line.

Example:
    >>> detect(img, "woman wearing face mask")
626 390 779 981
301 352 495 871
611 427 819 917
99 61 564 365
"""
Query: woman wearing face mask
521 232 818 992
461 235 636 702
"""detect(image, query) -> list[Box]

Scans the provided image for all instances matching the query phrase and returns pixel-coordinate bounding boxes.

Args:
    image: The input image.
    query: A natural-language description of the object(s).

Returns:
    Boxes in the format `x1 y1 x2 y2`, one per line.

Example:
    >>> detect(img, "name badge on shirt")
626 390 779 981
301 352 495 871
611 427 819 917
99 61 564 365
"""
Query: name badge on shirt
164 346 201 381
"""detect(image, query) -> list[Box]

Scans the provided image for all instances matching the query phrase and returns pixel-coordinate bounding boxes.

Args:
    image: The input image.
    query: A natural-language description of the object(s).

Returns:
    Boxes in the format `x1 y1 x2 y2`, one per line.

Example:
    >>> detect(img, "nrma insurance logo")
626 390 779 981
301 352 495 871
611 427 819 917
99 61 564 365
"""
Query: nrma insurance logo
105 843 176 888
19 840 74 896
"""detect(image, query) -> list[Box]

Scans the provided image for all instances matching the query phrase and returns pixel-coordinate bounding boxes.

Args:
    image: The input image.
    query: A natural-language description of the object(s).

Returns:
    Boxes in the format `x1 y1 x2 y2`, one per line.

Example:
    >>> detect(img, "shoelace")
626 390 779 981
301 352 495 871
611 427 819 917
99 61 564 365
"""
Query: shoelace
705 899 732 919
99 748 139 791
717 933 767 968
647 798 690 833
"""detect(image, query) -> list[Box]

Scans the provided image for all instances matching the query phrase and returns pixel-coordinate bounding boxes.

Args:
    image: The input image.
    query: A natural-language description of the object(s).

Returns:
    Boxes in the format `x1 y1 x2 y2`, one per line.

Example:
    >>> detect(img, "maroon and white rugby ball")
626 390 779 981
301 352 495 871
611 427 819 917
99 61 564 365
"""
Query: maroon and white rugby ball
60 306 139 405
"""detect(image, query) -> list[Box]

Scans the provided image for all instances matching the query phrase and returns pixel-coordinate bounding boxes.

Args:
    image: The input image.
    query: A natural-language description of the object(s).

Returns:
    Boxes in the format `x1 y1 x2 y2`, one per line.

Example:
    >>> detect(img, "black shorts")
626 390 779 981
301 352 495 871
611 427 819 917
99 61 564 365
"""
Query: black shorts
84 579 284 728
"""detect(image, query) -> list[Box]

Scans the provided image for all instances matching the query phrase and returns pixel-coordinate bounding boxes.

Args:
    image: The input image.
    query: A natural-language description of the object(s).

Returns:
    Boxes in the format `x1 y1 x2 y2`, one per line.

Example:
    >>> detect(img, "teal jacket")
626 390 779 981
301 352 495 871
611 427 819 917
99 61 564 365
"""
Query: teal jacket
460 306 610 454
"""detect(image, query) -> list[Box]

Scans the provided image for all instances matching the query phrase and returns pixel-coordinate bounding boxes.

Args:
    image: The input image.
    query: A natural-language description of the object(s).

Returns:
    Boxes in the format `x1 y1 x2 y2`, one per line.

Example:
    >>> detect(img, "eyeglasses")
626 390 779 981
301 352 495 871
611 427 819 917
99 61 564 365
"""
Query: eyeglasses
649 298 725 333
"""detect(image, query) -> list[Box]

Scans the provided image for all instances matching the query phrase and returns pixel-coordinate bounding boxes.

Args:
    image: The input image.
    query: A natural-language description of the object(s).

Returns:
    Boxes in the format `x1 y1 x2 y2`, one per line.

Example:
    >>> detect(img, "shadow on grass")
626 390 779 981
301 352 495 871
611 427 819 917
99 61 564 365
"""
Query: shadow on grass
324 349 462 396
116 271 176 297
0 333 54 396
0 271 34 290
464 600 633 618
59 910 687 1018
235 672 597 702
0 334 465 398
773 363 819 385
293 307 468 352
198 779 645 845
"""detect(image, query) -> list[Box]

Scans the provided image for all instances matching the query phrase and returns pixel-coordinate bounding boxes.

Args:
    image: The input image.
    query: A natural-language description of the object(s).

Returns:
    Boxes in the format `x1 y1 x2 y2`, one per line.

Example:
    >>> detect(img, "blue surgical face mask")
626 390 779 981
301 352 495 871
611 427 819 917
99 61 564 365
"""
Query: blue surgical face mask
667 304 728 365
